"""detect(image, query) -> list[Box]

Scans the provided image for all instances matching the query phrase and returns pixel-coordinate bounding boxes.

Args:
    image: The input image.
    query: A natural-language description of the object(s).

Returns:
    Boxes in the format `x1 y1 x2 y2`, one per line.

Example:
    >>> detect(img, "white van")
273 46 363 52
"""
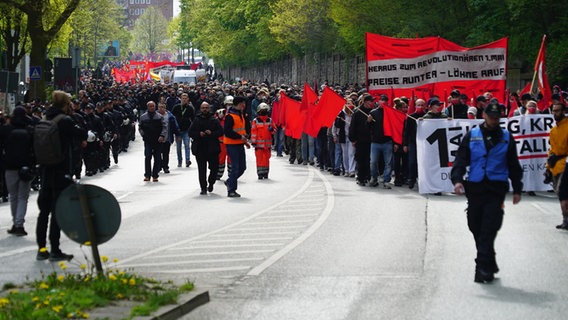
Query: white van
172 69 197 84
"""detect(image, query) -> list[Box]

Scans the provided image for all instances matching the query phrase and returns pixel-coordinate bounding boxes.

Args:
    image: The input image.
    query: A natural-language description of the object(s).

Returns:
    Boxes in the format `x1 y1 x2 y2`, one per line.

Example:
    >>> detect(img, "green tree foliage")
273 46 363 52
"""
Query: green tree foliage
131 6 169 55
3 0 81 100
0 3 29 71
69 0 129 64
176 0 568 86
269 0 338 55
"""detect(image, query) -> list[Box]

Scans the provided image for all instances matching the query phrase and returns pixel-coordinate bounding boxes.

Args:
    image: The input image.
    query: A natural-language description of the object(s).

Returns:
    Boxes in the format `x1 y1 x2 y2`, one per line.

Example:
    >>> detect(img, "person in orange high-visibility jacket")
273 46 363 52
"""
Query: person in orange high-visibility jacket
216 100 232 180
224 96 250 198
251 103 275 179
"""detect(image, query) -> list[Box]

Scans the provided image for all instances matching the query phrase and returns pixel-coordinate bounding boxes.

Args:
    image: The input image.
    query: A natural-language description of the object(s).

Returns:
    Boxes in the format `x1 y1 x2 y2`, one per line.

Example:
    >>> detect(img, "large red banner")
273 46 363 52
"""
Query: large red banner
366 33 508 103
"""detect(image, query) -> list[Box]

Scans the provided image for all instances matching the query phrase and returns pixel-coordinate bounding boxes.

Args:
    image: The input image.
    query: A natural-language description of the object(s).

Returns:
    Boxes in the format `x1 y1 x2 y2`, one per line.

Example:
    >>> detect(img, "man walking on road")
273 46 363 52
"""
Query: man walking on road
139 101 167 182
171 93 195 167
545 103 568 229
224 96 250 198
451 102 523 284
189 102 223 195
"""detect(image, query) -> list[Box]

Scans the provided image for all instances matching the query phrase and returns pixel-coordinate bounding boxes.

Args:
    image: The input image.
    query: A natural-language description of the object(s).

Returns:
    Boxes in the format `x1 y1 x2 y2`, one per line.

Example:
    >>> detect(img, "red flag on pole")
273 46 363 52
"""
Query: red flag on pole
382 106 407 145
282 93 304 139
508 82 532 117
533 35 552 111
302 83 320 137
314 87 347 130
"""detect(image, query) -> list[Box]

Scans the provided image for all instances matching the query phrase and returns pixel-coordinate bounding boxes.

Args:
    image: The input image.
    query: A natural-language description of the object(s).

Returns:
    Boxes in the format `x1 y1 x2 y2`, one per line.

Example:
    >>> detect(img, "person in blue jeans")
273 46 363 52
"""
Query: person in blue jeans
171 93 195 167
369 104 393 189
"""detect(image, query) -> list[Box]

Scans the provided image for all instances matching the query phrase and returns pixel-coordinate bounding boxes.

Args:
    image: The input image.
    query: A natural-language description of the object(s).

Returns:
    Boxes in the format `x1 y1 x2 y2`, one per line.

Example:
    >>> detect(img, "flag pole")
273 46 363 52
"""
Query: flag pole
529 35 546 95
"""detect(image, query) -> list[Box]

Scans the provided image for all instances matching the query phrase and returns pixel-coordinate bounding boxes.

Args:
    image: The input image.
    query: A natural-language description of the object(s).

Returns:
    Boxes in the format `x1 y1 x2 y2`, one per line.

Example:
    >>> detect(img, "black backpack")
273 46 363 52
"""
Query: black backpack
33 114 66 165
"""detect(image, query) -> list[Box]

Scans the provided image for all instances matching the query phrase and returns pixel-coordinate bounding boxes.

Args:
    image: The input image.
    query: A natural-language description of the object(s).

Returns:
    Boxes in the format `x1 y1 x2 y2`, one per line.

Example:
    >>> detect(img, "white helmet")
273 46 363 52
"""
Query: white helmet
87 130 97 142
224 95 234 105
258 102 270 111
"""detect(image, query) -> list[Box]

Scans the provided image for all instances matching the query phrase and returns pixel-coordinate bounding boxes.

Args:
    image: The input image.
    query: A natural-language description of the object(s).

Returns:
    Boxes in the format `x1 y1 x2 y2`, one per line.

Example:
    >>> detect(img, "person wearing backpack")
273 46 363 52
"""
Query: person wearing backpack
0 107 35 236
35 90 87 262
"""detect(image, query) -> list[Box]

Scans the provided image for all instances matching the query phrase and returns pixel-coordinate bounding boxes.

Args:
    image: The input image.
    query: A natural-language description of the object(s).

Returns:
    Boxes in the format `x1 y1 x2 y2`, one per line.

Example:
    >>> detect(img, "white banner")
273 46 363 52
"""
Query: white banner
416 115 554 194
368 48 507 90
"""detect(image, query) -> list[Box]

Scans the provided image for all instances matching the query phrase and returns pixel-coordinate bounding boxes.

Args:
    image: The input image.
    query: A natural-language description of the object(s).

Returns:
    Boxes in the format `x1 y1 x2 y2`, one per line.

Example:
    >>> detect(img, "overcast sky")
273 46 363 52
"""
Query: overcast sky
173 0 180 16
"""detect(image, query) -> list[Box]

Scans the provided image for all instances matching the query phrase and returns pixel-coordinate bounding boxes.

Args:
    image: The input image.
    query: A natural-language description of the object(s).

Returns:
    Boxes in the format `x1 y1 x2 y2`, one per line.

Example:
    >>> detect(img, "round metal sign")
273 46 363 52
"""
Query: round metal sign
55 184 121 245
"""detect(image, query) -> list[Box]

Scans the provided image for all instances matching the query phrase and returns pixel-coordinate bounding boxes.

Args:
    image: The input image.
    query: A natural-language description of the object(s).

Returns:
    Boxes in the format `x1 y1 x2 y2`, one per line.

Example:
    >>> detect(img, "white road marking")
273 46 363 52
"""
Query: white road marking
155 266 252 273
242 219 316 225
167 243 285 250
121 257 264 268
247 167 333 276
0 246 37 258
116 191 133 201
191 237 293 243
153 250 275 258
209 232 298 237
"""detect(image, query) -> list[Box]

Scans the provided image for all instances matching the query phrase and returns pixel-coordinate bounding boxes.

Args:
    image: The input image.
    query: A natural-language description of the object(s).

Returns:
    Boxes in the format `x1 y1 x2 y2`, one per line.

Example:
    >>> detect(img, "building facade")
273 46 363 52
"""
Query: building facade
118 0 174 29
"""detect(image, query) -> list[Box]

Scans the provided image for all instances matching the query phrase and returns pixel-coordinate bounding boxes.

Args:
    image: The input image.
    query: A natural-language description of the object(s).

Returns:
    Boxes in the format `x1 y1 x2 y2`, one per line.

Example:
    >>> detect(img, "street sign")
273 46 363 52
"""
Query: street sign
30 66 41 81
56 184 121 245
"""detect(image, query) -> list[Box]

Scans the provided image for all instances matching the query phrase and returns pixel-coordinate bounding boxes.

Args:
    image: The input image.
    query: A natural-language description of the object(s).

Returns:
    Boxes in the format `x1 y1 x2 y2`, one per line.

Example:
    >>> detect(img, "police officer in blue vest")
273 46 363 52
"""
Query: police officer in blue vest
451 102 523 284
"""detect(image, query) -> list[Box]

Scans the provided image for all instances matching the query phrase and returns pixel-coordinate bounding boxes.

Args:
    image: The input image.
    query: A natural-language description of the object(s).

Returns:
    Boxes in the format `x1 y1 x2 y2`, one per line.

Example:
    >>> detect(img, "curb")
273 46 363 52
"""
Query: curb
134 290 210 320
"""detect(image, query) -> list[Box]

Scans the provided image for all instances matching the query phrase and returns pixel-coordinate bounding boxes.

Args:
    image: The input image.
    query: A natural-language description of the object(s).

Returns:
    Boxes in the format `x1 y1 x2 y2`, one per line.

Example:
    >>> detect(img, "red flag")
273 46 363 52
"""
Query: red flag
301 83 318 111
382 106 407 145
408 90 415 114
302 83 320 137
533 35 552 111
509 82 531 117
271 99 284 126
282 93 304 139
312 87 346 131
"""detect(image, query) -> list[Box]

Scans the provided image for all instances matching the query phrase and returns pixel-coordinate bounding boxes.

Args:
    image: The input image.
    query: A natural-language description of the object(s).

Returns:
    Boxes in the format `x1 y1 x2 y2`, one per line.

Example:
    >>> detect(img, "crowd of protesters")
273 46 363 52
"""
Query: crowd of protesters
1 62 567 262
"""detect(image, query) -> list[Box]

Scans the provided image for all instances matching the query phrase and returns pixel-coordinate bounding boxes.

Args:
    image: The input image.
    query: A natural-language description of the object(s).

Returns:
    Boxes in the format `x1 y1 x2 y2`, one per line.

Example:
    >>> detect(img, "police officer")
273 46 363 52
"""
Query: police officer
451 102 523 283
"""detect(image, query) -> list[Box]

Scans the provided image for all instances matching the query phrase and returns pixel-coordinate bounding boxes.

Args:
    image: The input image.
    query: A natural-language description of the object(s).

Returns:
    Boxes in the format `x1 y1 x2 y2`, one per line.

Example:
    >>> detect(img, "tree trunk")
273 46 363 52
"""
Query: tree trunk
27 34 49 101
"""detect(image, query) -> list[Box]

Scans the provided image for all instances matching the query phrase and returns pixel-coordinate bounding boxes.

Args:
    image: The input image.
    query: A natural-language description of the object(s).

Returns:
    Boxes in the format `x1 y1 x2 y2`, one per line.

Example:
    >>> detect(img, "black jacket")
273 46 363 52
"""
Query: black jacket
171 103 195 131
0 118 34 170
189 113 223 156
368 107 392 144
348 106 373 145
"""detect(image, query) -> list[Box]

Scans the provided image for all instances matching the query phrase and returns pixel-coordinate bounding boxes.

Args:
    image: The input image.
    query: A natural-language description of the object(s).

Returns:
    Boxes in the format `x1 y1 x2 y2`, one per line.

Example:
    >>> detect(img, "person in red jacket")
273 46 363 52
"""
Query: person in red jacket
251 103 275 179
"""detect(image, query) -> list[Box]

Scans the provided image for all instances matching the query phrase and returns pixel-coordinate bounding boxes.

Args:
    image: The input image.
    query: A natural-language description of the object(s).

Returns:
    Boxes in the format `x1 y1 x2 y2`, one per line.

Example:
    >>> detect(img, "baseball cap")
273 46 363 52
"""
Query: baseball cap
484 103 501 118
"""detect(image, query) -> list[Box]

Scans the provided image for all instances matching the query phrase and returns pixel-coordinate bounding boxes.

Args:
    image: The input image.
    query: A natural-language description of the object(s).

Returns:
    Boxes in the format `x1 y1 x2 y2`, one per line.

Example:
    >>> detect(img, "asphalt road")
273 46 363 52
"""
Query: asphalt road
0 133 567 320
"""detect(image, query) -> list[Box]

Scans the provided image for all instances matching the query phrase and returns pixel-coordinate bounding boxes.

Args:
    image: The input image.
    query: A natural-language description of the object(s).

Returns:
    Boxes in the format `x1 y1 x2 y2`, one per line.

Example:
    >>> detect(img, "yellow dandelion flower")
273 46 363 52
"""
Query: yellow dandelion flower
84 276 90 282
101 256 109 263
43 299 50 305
39 247 48 252
39 282 49 289
121 278 127 285
52 305 63 313
80 263 87 270
59 263 67 271
32 297 40 302
67 313 74 318
0 297 10 307
113 258 119 263
84 241 91 246
108 274 117 281
116 293 124 299
119 271 125 276
8 289 19 294
83 312 90 319
129 278 136 286
57 275 65 282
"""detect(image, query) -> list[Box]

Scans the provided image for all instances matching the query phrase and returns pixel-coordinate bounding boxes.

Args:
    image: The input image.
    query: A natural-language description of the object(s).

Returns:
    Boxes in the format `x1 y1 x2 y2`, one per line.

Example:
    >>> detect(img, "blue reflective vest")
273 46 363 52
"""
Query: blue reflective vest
468 127 509 182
